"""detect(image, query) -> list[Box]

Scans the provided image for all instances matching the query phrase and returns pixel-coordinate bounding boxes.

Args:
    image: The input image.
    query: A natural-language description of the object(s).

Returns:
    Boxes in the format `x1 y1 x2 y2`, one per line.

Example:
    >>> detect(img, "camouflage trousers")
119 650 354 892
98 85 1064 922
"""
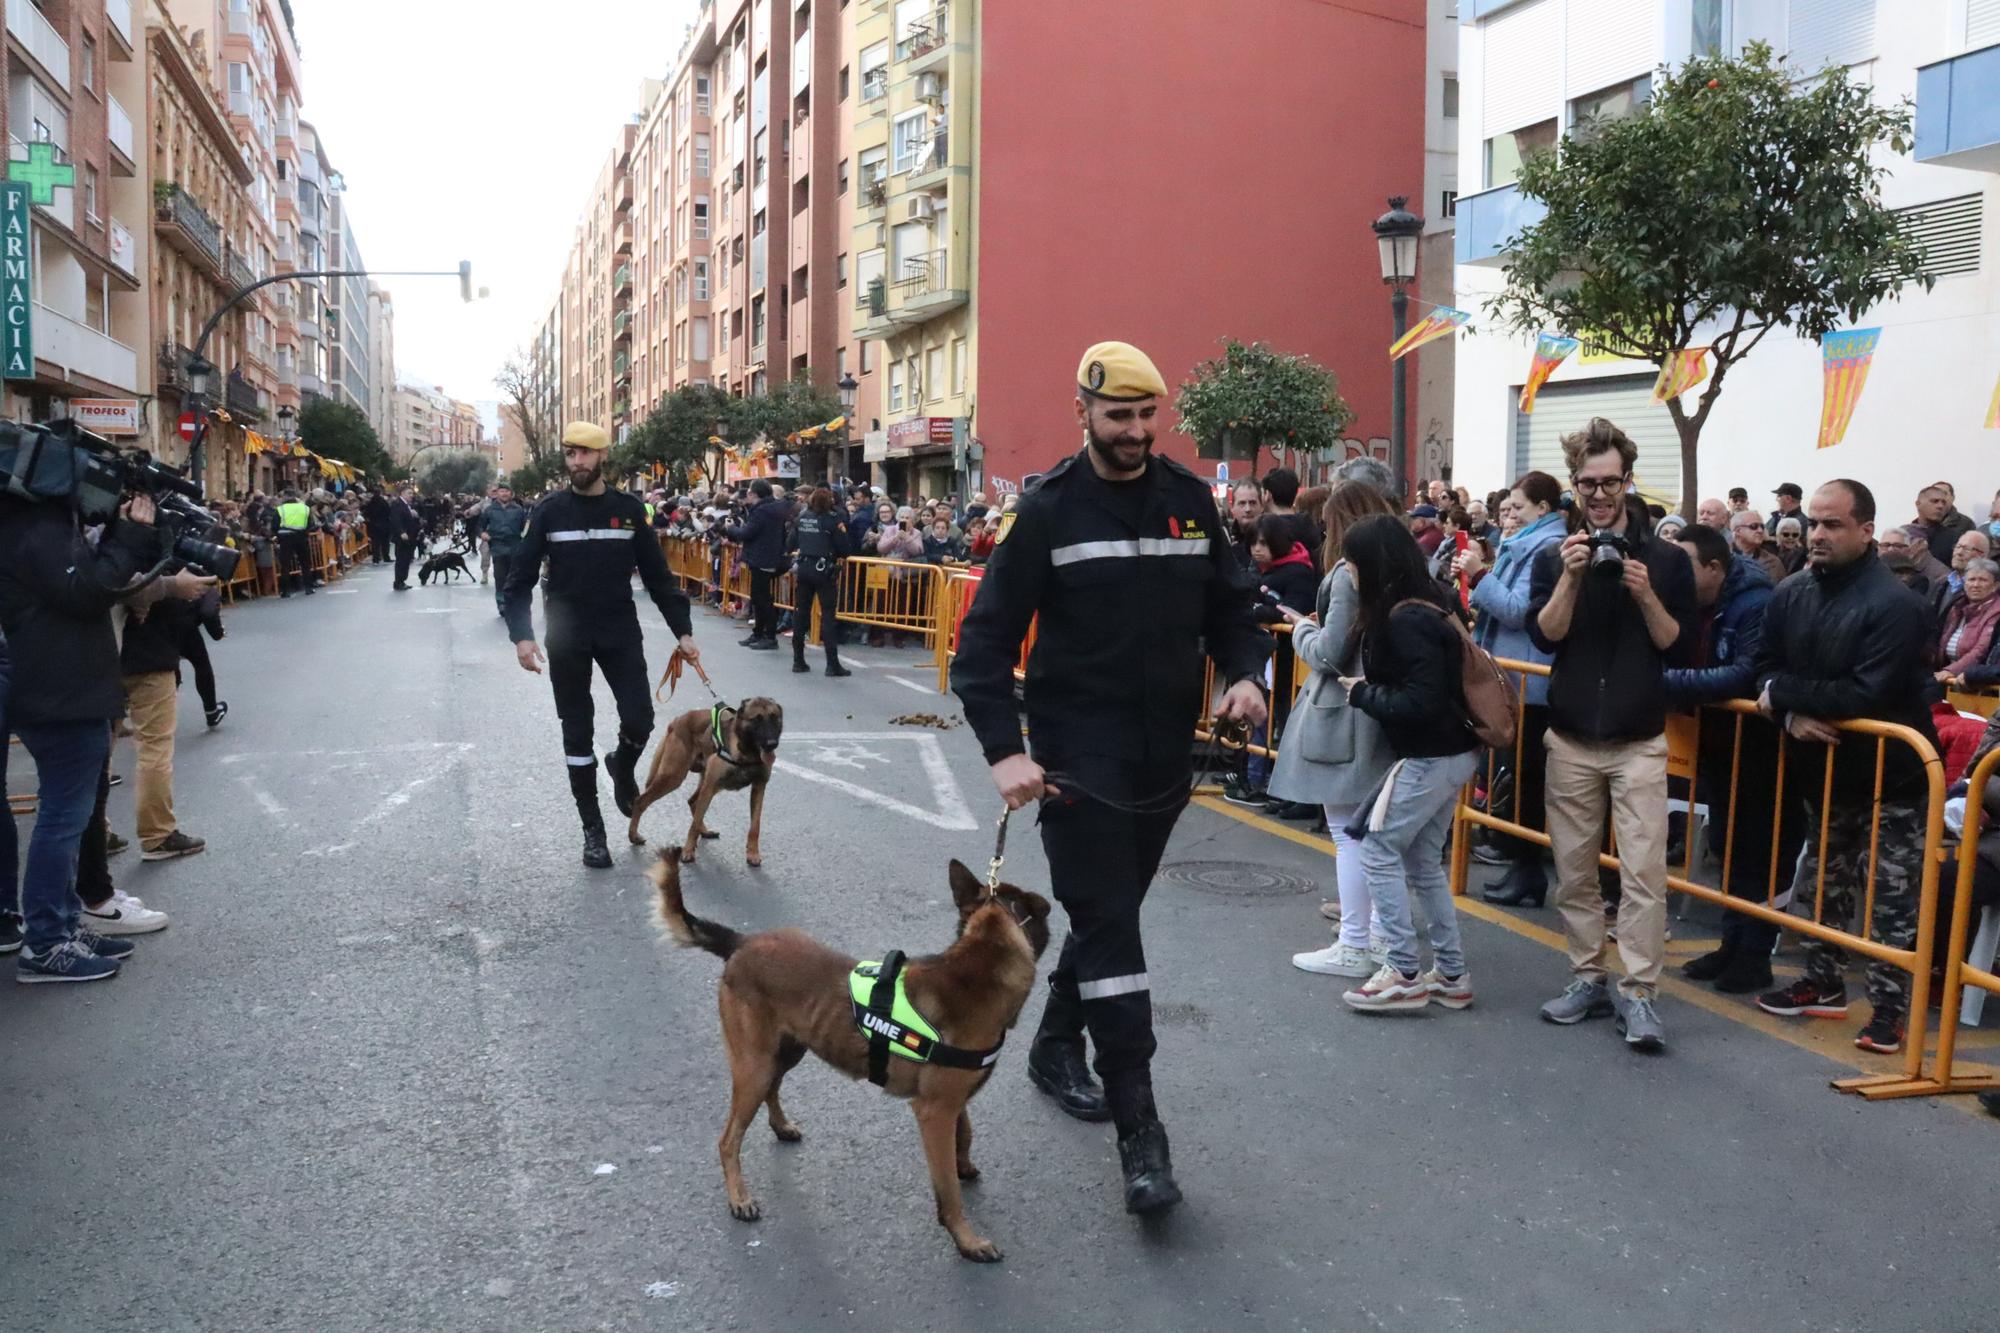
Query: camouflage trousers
1797 797 1924 1018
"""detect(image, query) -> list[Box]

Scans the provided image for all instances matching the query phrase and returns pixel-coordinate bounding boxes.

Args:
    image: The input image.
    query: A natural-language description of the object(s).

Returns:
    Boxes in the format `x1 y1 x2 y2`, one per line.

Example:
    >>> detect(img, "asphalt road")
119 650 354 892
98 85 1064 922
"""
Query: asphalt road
4 559 1995 1332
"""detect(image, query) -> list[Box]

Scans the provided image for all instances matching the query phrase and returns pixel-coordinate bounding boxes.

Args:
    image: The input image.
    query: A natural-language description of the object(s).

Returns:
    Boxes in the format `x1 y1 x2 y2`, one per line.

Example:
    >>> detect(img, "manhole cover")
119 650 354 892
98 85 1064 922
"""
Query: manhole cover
1157 860 1317 897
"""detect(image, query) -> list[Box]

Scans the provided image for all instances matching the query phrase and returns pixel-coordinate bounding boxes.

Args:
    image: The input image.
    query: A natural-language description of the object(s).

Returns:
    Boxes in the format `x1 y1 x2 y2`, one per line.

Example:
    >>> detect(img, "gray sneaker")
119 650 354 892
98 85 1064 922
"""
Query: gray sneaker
1539 978 1614 1025
1615 992 1667 1052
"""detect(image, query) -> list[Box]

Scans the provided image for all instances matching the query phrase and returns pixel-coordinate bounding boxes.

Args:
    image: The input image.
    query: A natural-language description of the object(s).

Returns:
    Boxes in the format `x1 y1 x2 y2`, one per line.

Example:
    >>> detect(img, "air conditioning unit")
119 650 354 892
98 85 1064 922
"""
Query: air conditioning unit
915 73 943 103
906 196 937 221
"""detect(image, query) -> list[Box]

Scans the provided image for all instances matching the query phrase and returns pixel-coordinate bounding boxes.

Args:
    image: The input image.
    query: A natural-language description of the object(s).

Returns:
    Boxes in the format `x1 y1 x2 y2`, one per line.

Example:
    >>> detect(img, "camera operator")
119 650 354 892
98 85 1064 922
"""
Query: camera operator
0 486 162 982
1526 417 1696 1052
121 567 217 863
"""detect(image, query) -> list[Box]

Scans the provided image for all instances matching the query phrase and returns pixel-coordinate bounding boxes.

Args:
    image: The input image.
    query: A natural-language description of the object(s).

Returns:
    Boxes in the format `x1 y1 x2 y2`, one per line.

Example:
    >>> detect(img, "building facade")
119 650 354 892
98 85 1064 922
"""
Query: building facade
1452 0 2000 510
366 278 394 449
324 167 369 418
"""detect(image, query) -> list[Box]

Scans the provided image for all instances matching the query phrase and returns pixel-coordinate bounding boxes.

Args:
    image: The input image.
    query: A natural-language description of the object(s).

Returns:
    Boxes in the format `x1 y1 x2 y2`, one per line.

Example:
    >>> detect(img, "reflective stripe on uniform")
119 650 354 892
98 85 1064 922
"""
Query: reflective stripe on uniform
1077 972 1150 1000
565 754 596 766
547 529 635 543
1049 537 1209 566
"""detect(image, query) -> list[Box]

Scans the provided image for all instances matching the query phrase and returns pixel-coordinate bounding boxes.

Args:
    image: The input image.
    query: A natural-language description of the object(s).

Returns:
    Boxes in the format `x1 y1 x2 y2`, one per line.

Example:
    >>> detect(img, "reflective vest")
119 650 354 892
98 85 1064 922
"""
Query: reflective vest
278 501 311 531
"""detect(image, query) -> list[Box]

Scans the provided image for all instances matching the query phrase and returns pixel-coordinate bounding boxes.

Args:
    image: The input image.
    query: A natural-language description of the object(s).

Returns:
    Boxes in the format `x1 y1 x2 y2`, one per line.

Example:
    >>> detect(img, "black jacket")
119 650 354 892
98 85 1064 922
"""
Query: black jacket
503 488 692 644
1925 507 1976 565
1349 599 1480 759
122 597 187 677
951 450 1272 774
789 508 849 575
1251 554 1318 624
0 499 159 724
1663 555 1774 709
386 497 421 542
1526 499 1697 742
1754 549 1939 802
725 498 787 572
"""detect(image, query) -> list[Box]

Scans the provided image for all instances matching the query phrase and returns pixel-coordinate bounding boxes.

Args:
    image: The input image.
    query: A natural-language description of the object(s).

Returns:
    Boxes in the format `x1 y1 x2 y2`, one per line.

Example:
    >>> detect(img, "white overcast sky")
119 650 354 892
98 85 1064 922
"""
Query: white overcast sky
291 0 703 418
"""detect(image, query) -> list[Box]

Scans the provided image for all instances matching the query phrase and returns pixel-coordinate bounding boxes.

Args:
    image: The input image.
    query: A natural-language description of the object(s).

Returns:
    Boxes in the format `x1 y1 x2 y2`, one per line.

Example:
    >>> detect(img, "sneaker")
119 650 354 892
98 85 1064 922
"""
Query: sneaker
1421 968 1475 1010
1291 942 1375 977
0 912 21 956
1854 1011 1905 1054
1470 842 1511 866
1219 776 1267 808
1540 978 1615 1025
105 831 130 858
205 700 229 728
141 830 207 862
82 889 169 936
1368 933 1390 964
1614 992 1667 1052
1316 900 1341 922
17 938 120 984
1755 977 1849 1019
71 926 136 961
1341 964 1430 1012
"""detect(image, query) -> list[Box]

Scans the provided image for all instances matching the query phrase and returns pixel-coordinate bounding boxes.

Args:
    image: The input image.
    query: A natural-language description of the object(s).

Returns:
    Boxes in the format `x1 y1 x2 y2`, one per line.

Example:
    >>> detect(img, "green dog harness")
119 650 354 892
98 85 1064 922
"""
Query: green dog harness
850 951 1005 1087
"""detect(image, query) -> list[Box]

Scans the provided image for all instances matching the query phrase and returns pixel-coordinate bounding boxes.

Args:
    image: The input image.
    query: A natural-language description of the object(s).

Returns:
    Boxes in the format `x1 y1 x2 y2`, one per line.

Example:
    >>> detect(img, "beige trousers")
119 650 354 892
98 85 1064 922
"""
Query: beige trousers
1544 729 1669 999
124 670 180 849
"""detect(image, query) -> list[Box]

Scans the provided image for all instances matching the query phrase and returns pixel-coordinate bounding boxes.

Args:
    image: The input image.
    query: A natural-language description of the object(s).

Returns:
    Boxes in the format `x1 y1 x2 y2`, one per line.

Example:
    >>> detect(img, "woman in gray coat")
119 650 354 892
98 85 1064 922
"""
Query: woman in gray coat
1268 482 1403 978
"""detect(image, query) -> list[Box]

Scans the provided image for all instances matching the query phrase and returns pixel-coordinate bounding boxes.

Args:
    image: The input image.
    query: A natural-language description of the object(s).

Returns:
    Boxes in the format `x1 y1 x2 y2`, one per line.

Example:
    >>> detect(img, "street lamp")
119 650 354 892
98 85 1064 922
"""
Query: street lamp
1372 196 1423 499
835 372 859 483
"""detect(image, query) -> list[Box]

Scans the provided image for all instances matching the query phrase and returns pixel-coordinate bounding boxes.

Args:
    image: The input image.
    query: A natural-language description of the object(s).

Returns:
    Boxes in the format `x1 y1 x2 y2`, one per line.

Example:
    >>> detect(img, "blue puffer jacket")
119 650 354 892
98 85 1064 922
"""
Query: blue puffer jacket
1469 510 1565 706
1663 554 1775 708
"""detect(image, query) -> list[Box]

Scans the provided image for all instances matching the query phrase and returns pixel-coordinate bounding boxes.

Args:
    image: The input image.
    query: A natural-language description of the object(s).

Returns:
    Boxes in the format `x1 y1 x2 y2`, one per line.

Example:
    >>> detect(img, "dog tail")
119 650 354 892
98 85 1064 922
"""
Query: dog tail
649 851 742 960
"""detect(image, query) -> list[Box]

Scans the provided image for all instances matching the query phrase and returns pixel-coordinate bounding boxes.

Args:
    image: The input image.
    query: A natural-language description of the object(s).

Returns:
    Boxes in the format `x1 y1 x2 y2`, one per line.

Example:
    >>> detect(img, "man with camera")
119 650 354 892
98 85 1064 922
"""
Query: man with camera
723 479 786 650
1527 418 1696 1052
0 485 162 982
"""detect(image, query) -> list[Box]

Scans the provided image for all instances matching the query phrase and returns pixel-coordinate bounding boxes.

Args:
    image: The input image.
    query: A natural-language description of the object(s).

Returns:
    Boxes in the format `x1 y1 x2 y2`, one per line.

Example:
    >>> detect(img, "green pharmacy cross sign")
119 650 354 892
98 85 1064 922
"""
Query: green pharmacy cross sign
8 141 74 205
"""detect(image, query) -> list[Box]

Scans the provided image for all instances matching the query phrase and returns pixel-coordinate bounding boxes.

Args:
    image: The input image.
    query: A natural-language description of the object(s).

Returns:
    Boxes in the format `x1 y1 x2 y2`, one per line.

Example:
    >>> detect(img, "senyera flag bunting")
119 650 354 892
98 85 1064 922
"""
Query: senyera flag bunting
1389 305 1469 361
1986 370 2000 430
1518 333 1580 414
1817 327 1881 449
1650 348 1710 405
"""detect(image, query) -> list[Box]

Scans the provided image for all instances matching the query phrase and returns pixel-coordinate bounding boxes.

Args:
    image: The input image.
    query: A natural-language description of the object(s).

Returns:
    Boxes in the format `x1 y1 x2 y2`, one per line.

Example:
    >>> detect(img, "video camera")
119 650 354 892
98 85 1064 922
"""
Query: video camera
0 418 241 580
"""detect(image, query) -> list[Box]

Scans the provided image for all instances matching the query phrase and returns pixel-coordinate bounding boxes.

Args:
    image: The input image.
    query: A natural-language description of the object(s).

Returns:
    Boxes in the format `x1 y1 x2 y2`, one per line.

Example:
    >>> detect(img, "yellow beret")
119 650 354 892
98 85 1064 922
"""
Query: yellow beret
561 421 610 451
1078 341 1167 402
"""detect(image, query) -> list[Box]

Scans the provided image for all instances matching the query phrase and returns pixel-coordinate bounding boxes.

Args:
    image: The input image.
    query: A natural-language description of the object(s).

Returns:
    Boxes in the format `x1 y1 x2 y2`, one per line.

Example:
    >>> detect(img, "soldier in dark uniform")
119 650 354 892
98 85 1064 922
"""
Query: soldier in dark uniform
951 341 1271 1214
505 422 702 869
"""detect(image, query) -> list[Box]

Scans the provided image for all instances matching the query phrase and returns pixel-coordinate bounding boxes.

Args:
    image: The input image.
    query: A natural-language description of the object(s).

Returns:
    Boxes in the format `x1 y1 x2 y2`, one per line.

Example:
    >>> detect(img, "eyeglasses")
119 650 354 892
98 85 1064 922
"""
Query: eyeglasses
1571 475 1627 496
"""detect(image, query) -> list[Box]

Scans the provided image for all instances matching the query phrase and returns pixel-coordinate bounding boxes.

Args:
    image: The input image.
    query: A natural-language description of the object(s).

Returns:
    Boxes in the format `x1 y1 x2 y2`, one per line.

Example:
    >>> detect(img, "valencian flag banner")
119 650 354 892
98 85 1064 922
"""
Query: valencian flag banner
1817 327 1881 449
1985 371 2000 429
1651 348 1710 404
1389 305 1469 361
1518 333 1580 413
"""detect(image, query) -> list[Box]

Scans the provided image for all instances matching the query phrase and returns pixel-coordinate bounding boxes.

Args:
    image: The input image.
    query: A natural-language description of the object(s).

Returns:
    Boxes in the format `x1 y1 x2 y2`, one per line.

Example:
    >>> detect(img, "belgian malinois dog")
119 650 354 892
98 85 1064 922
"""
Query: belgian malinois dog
650 852 1052 1262
626 698 783 865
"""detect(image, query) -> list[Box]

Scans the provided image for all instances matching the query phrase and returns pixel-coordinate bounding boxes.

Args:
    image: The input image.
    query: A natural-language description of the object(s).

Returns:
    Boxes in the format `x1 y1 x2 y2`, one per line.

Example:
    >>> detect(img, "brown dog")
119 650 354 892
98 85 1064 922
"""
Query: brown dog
626 698 783 865
651 852 1052 1262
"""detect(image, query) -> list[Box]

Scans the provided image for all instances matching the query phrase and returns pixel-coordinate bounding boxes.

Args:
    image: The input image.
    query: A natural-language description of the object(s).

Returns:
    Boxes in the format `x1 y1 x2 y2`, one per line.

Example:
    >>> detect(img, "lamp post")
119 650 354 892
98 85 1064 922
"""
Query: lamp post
1372 196 1423 500
836 371 859 484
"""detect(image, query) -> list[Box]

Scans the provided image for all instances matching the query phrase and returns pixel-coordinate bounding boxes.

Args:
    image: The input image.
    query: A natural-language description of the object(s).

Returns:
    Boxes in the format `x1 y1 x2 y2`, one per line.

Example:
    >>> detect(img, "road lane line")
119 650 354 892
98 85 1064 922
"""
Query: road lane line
885 675 933 694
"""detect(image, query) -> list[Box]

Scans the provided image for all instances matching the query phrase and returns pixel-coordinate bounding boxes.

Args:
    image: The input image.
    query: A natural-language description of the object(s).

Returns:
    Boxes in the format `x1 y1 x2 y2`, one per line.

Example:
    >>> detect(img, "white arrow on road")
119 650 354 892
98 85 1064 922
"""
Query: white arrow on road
775 731 978 831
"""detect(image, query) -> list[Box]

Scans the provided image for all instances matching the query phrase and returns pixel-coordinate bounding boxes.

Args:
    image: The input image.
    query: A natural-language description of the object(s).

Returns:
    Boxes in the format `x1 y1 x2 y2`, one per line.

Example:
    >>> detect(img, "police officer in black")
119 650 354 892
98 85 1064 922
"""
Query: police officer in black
951 341 1270 1215
787 485 852 677
505 421 701 868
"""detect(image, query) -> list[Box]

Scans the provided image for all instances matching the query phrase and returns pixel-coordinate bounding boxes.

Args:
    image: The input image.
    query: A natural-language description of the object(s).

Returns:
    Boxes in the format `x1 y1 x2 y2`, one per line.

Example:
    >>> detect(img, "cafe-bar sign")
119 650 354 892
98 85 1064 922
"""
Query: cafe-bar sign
1 181 31 380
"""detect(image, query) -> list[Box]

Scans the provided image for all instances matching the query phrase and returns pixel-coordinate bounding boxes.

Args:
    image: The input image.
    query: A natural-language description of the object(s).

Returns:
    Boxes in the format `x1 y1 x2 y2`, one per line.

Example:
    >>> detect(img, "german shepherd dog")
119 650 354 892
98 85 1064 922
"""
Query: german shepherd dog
627 698 783 866
417 550 471 585
651 852 1052 1261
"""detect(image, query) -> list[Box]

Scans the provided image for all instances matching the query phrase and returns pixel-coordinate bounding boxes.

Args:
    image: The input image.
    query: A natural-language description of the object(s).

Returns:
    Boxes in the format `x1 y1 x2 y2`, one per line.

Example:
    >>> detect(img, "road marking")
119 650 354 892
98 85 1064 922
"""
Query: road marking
776 731 977 831
322 589 358 595
409 607 460 614
221 742 475 765
885 675 933 694
239 775 287 819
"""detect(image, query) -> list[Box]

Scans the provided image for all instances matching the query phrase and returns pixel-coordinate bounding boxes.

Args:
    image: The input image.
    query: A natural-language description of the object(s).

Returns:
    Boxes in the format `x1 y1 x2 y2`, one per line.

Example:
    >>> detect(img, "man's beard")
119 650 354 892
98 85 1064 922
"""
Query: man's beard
1086 423 1152 476
568 460 603 489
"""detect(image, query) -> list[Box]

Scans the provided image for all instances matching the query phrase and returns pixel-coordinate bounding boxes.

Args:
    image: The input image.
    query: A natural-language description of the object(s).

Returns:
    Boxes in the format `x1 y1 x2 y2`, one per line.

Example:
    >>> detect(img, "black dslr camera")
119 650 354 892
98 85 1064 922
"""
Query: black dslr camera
1586 527 1632 575
0 418 241 580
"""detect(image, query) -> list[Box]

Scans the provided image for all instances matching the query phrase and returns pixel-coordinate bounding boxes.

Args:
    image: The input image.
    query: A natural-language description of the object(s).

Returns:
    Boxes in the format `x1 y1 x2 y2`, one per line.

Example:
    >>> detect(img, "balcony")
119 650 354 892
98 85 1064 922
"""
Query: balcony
154 184 225 275
895 9 949 64
613 351 631 382
106 95 136 174
226 246 254 292
34 303 138 392
613 310 632 341
615 220 633 254
228 89 252 117
860 68 888 105
1454 182 1547 267
7 0 70 89
1916 43 2000 173
859 174 887 212
225 370 266 421
105 0 133 53
859 248 967 336
613 263 632 294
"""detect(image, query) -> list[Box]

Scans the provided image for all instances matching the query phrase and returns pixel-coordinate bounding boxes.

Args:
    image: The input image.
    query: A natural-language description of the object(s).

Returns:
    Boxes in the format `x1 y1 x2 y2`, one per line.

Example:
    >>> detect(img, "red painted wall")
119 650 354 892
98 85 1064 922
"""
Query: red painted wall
974 0 1426 491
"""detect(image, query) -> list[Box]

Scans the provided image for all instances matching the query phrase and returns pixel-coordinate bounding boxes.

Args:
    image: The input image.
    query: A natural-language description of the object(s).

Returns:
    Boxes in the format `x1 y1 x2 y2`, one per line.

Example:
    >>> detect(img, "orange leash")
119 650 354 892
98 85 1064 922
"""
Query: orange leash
656 645 722 703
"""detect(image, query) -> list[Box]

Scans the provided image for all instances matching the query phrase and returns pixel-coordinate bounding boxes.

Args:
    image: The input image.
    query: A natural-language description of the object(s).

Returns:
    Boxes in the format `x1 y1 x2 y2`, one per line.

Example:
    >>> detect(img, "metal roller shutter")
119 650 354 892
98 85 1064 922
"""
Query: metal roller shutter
1567 0 1658 98
1511 374 1683 508
1972 0 2000 47
1482 0 1561 135
1787 0 1875 74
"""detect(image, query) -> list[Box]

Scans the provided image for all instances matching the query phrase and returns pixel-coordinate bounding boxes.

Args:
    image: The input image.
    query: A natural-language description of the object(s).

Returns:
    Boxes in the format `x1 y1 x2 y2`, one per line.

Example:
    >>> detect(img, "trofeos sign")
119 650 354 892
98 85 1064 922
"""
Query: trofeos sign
1 182 31 380
71 398 142 435
886 416 961 451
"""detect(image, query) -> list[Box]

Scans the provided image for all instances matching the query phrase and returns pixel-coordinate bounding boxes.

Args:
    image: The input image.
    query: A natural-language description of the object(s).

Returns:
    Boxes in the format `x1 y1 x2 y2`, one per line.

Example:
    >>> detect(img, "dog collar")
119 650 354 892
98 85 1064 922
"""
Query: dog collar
850 952 1004 1087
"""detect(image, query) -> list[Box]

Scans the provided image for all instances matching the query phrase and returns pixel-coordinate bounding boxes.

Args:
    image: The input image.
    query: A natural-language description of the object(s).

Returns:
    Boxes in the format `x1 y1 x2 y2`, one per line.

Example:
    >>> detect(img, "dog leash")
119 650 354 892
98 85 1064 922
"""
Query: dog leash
986 807 1010 891
656 645 723 704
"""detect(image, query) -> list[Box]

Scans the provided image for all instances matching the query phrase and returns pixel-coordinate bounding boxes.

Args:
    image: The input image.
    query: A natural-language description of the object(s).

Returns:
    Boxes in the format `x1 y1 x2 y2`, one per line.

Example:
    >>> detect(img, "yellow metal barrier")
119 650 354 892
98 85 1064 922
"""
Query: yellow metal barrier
1190 622 1304 764
1450 657 1950 1100
833 556 944 646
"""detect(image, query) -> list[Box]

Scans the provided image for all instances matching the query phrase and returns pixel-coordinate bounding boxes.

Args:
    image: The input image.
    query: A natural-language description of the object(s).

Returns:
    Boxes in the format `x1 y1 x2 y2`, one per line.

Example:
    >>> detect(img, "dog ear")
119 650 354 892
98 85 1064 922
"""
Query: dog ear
947 859 985 912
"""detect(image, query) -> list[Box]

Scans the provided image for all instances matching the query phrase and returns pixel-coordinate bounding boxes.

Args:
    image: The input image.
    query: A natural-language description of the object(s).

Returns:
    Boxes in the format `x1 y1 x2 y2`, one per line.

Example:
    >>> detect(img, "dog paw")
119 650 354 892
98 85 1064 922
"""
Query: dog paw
680 848 698 865
729 1198 762 1222
771 1123 802 1143
956 1162 981 1182
956 1238 1003 1263
745 854 762 868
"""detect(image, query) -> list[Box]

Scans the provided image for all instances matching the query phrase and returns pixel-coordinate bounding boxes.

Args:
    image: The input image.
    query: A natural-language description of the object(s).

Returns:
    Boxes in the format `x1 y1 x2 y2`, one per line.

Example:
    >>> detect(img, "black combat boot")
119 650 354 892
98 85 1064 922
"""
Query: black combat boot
569 762 613 869
606 735 646 817
1107 1080 1182 1215
1024 982 1109 1121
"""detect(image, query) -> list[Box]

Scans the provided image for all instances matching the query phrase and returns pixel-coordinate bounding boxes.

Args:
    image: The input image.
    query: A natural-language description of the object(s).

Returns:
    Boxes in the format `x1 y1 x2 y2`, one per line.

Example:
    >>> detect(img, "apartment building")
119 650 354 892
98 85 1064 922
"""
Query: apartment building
367 279 394 449
325 168 370 418
292 115 327 398
1453 0 2000 509
2 0 150 429
556 128 631 437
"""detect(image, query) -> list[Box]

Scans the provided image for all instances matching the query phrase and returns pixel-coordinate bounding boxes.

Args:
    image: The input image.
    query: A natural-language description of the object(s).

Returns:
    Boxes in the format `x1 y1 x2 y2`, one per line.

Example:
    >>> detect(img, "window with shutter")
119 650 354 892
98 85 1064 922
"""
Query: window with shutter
1512 375 1684 508
1786 0 1874 74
